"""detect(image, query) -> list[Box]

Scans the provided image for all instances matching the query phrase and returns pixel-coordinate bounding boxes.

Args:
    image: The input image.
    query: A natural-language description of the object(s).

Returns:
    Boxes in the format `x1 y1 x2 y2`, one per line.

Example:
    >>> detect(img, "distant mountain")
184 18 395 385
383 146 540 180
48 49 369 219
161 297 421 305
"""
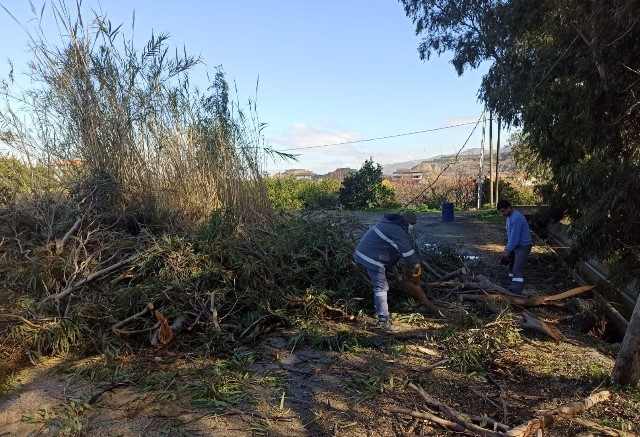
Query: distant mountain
382 160 426 175
382 144 516 177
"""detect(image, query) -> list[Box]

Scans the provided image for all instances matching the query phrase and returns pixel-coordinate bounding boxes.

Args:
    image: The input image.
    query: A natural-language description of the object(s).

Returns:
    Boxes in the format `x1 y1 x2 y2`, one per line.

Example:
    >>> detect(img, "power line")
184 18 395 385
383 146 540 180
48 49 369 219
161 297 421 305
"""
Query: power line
276 120 480 152
403 112 484 209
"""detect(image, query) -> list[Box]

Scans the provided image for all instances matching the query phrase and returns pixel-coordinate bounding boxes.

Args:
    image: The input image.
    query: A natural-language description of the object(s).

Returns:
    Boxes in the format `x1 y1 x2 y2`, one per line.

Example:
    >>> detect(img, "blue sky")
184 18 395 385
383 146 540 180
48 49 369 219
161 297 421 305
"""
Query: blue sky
0 1 489 174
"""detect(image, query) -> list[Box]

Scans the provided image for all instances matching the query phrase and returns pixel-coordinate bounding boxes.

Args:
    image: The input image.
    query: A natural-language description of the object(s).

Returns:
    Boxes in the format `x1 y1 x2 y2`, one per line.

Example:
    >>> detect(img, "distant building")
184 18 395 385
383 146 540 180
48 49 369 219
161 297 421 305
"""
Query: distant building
272 169 315 180
392 168 424 182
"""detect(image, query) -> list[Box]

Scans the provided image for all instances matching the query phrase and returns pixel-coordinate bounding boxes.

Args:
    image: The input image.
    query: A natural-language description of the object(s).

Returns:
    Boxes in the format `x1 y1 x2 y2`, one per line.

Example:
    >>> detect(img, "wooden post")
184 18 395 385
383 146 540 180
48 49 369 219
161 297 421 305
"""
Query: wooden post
489 112 494 206
495 117 501 202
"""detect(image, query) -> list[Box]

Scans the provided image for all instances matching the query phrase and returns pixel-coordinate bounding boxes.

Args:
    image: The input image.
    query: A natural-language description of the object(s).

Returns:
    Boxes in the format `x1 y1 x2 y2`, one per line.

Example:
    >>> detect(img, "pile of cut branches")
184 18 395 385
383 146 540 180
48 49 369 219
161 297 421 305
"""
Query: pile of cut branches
0 198 371 361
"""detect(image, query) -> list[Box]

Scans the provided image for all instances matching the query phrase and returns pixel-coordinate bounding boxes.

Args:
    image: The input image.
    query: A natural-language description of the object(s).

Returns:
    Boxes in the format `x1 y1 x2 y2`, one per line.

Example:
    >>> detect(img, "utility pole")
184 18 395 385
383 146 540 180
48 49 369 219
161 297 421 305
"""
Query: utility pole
477 111 486 209
495 117 501 203
489 111 493 206
489 111 494 207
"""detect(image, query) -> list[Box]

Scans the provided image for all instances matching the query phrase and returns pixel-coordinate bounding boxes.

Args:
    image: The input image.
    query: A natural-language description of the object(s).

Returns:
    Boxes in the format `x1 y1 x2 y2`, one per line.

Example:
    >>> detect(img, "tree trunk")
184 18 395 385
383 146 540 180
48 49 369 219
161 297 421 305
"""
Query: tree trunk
611 296 640 385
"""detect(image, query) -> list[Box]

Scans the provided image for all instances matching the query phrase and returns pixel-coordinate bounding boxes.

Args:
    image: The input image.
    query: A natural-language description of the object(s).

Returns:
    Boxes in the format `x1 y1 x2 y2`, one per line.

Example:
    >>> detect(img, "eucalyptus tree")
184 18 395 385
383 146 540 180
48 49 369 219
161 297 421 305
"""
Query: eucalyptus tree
400 0 640 385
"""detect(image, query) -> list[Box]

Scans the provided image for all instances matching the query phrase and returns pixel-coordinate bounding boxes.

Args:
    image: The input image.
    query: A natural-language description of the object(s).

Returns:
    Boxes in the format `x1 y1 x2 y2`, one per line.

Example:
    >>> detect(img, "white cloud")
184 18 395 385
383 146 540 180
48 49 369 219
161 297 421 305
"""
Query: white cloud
267 122 362 153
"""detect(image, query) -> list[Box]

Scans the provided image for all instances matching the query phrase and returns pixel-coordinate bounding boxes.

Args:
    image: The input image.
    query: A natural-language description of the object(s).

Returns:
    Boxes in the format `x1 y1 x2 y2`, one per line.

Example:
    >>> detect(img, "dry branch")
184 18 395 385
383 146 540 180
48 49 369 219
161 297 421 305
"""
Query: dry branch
424 359 449 372
56 216 82 254
519 310 569 342
412 345 440 357
559 414 638 437
112 303 154 335
460 285 595 308
505 390 611 437
0 313 44 330
42 254 138 303
474 275 513 295
421 260 442 278
407 383 506 437
391 408 468 433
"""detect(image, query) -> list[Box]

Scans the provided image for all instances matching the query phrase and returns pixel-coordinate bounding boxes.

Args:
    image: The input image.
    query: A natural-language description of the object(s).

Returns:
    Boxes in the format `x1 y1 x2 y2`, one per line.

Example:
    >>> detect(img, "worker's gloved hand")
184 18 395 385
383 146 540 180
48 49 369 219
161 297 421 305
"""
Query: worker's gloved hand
499 252 512 265
411 263 422 280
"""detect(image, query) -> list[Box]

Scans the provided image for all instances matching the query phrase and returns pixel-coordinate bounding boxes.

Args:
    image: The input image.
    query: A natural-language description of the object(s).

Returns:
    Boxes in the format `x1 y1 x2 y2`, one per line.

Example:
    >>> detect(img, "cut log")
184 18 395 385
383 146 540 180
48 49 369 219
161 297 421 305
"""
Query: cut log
505 390 611 437
438 267 469 281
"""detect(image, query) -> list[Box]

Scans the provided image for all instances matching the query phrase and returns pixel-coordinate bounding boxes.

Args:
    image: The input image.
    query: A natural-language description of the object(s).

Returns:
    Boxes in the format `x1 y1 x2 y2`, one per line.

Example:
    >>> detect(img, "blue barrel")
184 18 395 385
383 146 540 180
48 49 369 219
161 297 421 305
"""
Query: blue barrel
442 202 454 222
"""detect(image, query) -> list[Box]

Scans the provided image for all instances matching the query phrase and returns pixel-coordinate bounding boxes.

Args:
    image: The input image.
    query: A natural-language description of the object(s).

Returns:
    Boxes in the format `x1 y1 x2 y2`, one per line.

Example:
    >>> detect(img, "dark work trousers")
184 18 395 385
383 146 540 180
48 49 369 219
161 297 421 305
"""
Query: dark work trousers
509 244 532 293
365 267 390 322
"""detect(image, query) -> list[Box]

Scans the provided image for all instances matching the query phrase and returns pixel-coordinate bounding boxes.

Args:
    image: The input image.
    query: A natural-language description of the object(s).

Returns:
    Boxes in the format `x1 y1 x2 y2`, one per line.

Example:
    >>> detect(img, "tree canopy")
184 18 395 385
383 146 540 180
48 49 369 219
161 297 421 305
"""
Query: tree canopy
401 0 640 282
338 158 395 210
401 0 640 385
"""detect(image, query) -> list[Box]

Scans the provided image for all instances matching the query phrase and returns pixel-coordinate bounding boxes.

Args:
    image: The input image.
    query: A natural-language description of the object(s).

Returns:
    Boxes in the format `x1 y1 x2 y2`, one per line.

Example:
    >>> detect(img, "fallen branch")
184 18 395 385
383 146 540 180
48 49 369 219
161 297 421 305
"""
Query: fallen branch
391 408 468 434
474 275 514 296
407 383 505 437
438 267 468 281
559 414 637 437
519 310 570 342
421 260 442 278
112 303 154 335
469 387 502 412
468 416 511 433
460 285 595 308
112 322 160 336
42 254 138 303
56 216 82 254
0 313 44 330
537 285 595 302
412 345 440 357
424 359 449 372
505 390 611 437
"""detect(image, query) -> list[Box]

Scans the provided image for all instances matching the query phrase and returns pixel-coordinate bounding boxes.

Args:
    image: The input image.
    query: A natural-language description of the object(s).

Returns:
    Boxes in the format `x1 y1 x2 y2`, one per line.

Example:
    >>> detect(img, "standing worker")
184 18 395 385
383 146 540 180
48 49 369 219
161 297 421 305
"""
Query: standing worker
354 211 421 329
497 199 533 294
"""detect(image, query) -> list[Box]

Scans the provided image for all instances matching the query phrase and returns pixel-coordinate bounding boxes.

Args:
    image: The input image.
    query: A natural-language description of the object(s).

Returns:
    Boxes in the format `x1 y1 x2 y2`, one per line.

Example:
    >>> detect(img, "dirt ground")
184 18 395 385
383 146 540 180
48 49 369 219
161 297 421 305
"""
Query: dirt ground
1 211 638 437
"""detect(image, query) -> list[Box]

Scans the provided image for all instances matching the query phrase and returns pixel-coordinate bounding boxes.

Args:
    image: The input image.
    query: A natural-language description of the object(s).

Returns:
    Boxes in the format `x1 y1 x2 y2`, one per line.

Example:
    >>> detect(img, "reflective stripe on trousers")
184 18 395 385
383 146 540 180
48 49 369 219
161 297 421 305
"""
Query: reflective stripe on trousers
509 244 532 293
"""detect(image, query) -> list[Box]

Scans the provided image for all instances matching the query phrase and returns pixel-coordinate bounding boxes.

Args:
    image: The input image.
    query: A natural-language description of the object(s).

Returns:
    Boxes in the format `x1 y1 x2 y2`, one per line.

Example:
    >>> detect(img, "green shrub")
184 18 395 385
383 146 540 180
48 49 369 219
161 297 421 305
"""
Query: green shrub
265 177 340 211
482 177 540 206
339 158 396 210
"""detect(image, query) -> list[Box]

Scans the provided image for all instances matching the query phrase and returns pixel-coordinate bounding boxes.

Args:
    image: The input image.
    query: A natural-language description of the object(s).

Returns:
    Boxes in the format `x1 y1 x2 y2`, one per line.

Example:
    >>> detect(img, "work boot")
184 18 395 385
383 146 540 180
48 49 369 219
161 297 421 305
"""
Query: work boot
509 284 525 295
374 319 400 333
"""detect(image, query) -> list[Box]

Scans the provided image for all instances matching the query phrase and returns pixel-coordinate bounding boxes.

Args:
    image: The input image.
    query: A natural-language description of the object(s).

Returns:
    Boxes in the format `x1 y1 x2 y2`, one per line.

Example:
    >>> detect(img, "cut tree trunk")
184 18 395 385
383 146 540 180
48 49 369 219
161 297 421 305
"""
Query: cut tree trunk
612 295 640 386
393 267 445 314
